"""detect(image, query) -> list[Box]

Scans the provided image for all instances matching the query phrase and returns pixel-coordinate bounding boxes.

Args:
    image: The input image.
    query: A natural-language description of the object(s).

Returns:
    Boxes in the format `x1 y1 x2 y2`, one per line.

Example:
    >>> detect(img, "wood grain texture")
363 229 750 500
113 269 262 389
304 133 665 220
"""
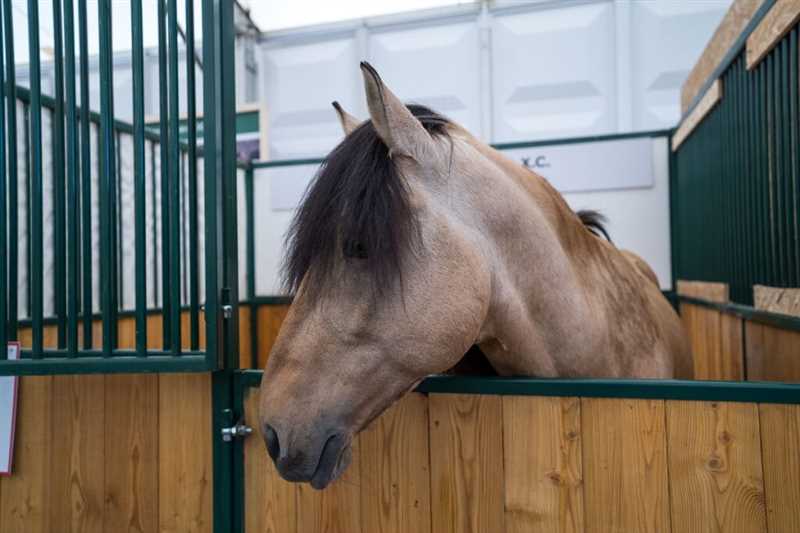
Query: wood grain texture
429 393 505 533
0 377 53 533
104 374 159 533
676 280 730 302
238 306 252 368
745 321 800 382
666 401 766 533
746 0 800 69
503 396 583 533
681 0 762 112
256 305 290 369
672 79 723 151
296 438 362 533
359 393 431 533
759 403 800 532
680 303 744 381
582 398 670 533
753 285 800 317
159 373 212 533
50 375 106 533
244 388 297 533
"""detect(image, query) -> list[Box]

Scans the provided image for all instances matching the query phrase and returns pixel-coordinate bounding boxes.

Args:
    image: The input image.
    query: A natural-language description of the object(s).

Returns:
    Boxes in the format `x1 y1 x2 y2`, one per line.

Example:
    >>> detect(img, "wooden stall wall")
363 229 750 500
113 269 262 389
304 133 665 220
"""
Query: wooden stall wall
243 389 800 533
4 313 213 533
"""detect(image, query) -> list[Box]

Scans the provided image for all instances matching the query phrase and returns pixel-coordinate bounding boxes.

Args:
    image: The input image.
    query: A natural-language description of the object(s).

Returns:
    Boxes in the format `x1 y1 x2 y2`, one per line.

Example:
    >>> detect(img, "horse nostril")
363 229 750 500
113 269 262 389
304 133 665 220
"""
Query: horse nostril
263 424 280 461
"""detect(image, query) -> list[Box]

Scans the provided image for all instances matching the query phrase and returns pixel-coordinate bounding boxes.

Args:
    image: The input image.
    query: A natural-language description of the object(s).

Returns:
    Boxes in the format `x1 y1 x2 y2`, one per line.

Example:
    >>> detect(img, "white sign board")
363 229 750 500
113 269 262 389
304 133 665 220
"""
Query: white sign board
0 343 19 475
268 136 655 211
499 136 654 193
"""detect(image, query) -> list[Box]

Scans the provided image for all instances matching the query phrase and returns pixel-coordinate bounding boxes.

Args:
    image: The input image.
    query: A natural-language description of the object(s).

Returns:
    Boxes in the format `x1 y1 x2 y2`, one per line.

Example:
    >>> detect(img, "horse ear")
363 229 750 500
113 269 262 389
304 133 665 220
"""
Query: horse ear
332 101 360 135
360 61 434 161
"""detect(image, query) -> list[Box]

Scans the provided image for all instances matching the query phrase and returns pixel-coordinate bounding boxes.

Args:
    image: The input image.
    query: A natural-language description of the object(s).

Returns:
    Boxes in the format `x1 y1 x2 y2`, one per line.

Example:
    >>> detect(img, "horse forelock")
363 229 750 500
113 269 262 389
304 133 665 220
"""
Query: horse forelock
281 104 452 301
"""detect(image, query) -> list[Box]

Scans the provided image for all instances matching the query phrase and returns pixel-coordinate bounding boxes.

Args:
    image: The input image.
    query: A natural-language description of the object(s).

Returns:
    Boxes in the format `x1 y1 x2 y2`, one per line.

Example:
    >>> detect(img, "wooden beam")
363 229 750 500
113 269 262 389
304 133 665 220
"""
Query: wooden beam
681 0 763 114
672 80 723 151
753 285 800 317
746 0 800 70
676 279 730 303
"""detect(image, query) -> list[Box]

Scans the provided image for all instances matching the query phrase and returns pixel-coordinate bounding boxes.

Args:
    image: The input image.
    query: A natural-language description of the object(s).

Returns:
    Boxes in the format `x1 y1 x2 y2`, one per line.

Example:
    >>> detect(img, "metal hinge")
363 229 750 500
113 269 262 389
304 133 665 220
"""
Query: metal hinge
221 421 253 442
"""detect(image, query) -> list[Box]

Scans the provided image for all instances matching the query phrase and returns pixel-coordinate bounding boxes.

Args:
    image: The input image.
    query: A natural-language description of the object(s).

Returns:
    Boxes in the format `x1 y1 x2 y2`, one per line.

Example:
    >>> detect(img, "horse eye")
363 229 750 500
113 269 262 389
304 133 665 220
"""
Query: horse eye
343 240 368 259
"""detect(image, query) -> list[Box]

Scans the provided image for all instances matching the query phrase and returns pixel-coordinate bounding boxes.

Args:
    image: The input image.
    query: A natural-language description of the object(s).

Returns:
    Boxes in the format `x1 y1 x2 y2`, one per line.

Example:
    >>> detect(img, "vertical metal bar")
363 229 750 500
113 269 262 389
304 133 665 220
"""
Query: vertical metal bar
98 0 117 356
781 37 795 288
158 0 171 348
790 29 799 287
3 0 17 341
0 0 7 358
245 166 258 368
186 0 200 351
24 103 31 319
168 0 181 353
132 0 147 356
78 0 92 349
114 129 121 311
64 0 79 354
53 0 67 348
27 0 44 357
150 141 159 307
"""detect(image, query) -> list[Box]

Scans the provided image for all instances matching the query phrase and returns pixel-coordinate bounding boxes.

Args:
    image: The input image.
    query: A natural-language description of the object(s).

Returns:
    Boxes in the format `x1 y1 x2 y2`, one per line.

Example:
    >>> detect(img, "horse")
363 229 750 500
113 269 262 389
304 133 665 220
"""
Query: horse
259 62 691 490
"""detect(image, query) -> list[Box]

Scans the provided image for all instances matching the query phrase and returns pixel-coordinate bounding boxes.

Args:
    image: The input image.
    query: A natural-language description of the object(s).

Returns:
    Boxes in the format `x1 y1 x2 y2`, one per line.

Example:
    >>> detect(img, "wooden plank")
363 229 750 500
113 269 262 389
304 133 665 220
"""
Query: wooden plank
159 373 212 533
244 387 297 533
582 398 670 533
666 400 766 533
238 306 252 369
680 302 744 380
296 438 361 533
49 375 105 533
0 377 53 533
759 403 800 532
746 0 800 69
104 374 159 533
745 321 800 382
676 279 730 303
753 285 800 317
673 80 724 151
116 317 135 349
256 305 290 369
359 393 431 533
503 396 583 533
681 0 762 112
429 393 505 533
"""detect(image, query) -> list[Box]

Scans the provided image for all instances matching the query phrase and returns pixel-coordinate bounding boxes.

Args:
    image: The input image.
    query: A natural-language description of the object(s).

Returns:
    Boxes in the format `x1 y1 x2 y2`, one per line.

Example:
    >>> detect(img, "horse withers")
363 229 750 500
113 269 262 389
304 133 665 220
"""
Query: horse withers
259 62 691 490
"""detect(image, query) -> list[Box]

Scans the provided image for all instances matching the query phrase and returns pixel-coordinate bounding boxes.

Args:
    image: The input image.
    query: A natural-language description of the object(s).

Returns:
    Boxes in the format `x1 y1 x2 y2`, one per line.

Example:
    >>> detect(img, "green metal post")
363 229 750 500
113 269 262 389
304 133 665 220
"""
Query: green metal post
158 0 172 348
132 0 147 355
187 0 200 351
53 0 67 348
0 0 6 357
168 0 181 354
64 0 79 354
3 0 16 341
78 0 92 349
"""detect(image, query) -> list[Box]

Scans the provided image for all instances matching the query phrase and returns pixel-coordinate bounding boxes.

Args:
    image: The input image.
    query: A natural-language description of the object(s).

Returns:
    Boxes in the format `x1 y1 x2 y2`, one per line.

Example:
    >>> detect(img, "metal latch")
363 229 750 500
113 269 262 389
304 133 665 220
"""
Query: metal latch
221 422 253 442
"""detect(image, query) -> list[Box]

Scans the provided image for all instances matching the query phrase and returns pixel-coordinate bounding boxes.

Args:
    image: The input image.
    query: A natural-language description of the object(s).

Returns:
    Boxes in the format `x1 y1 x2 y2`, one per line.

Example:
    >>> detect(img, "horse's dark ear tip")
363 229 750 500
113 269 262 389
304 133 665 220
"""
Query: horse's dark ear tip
332 101 341 111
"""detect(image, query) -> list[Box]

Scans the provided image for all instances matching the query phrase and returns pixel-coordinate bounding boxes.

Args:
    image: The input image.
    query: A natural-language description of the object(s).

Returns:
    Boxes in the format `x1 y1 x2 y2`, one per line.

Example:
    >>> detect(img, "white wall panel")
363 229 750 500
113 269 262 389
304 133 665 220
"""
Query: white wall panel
630 1 734 130
368 21 482 134
261 37 360 159
491 2 617 143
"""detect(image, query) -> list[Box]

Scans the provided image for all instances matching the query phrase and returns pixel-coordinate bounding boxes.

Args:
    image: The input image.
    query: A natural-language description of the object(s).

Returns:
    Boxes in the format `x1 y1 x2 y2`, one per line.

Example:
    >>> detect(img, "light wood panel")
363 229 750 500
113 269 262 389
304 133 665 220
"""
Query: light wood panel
104 374 159 533
255 305 290 369
666 400 766 533
746 0 800 69
672 79 723 152
159 373 212 533
50 375 106 533
753 285 800 317
759 404 800 532
681 0 762 112
429 393 505 533
745 321 800 382
582 398 670 533
680 302 744 380
244 388 297 533
676 279 730 303
503 396 583 533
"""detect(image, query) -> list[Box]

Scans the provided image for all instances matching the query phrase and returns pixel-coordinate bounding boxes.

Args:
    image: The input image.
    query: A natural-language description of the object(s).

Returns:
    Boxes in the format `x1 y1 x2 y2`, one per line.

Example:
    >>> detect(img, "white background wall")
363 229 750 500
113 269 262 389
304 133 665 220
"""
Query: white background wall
253 0 731 293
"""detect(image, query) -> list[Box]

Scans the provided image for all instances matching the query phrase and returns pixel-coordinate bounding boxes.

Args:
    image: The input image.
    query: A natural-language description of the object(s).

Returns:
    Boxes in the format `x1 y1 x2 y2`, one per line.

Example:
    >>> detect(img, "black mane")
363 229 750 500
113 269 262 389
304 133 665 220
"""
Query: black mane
577 209 612 242
281 104 451 300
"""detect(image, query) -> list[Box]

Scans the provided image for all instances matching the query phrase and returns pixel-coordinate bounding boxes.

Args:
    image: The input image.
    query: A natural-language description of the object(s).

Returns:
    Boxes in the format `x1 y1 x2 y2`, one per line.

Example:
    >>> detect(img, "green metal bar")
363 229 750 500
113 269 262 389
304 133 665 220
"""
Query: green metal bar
0 354 211 376
168 0 181 354
0 0 6 358
53 0 67 349
132 0 147 356
773 43 786 286
158 0 171 348
115 130 122 311
78 0 92 349
64 0 79 355
98 0 117 356
150 141 159 306
3 0 16 341
23 103 30 319
27 0 44 357
245 167 258 368
781 36 795 288
212 370 235 533
186 0 200 351
791 28 799 287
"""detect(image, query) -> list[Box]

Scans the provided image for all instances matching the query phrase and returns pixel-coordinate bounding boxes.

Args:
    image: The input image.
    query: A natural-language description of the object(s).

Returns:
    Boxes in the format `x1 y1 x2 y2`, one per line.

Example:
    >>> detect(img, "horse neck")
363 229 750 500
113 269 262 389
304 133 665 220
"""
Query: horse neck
455 137 607 376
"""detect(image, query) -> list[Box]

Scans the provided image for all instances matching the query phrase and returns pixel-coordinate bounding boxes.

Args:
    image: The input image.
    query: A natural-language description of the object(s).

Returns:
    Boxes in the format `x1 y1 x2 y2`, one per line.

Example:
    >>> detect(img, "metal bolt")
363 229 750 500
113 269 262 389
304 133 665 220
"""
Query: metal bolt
222 304 233 318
